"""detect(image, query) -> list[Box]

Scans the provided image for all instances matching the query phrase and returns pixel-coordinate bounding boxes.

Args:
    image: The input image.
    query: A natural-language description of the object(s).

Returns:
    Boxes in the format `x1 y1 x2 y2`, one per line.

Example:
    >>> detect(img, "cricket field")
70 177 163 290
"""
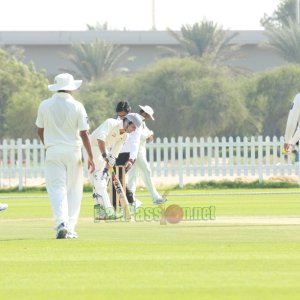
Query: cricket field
1 189 300 300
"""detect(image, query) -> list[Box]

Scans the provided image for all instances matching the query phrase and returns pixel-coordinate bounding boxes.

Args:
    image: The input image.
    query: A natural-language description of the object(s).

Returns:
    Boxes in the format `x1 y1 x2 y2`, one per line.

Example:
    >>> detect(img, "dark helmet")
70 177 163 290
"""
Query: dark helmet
115 101 131 113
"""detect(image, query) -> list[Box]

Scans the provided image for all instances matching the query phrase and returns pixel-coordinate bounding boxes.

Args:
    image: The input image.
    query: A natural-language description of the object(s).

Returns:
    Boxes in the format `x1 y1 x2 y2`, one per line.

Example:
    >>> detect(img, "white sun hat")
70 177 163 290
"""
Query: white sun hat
48 73 82 92
139 105 155 120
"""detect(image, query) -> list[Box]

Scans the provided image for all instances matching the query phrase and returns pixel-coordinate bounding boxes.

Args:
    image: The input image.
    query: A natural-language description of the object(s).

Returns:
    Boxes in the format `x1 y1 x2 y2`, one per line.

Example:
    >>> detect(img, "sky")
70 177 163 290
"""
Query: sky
0 0 281 31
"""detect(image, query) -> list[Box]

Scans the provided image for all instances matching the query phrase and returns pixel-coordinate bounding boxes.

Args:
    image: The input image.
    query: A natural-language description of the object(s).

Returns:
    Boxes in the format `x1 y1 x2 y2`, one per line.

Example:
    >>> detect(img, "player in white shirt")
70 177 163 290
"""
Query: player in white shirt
284 94 300 162
127 105 167 205
89 113 142 219
36 73 95 239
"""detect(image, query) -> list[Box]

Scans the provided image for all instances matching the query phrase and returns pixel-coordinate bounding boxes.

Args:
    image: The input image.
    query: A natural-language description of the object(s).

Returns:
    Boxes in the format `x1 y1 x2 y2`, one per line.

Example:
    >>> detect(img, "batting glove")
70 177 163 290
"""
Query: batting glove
106 154 116 167
125 159 134 172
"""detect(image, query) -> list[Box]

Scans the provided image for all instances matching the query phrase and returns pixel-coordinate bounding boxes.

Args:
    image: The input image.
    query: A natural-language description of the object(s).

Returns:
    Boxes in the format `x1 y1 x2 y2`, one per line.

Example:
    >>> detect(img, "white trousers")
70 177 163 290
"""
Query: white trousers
45 147 83 232
127 151 160 201
88 147 112 209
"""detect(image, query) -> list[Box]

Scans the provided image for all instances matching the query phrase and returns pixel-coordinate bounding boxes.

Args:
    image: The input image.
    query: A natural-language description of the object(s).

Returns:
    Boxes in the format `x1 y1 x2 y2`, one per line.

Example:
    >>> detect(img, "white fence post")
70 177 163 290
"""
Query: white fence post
258 136 263 183
163 137 169 177
178 136 183 188
1 137 300 189
192 137 198 176
17 138 23 191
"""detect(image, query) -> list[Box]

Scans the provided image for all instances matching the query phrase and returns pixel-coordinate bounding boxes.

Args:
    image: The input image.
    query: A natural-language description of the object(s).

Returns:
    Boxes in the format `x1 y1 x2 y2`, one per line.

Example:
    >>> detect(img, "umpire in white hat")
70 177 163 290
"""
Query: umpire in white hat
127 105 167 205
36 73 95 239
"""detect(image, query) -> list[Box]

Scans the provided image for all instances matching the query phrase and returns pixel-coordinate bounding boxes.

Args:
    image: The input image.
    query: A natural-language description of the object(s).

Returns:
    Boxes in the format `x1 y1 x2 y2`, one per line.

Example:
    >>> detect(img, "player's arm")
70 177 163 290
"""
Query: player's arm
97 139 107 157
37 127 44 145
36 103 45 145
95 119 115 157
146 129 154 143
97 139 116 167
80 130 95 173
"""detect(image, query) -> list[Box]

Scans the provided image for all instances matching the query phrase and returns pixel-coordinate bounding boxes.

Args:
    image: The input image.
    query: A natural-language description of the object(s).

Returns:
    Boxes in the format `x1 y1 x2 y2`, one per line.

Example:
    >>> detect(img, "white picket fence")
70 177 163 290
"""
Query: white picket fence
0 136 299 190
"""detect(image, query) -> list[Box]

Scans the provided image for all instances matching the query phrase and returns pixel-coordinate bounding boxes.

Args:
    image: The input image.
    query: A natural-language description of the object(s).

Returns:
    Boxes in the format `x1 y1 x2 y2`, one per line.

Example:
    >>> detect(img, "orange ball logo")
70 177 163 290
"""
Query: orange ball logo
164 204 183 224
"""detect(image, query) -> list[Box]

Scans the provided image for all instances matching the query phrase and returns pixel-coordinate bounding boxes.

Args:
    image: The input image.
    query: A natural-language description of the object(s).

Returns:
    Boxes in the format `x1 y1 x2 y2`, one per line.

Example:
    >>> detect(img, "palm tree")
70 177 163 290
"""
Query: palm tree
261 0 297 28
86 22 109 31
161 20 240 65
64 39 129 81
264 18 300 64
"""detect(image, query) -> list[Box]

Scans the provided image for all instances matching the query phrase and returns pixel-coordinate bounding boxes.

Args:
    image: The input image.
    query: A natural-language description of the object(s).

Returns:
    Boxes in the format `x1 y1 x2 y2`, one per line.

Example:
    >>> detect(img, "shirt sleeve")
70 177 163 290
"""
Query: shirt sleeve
284 95 300 143
94 119 114 141
77 103 90 131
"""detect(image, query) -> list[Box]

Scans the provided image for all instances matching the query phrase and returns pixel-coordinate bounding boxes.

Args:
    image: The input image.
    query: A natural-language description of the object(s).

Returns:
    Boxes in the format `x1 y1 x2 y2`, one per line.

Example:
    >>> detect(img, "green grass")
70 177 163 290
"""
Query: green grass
1 178 299 193
1 190 300 300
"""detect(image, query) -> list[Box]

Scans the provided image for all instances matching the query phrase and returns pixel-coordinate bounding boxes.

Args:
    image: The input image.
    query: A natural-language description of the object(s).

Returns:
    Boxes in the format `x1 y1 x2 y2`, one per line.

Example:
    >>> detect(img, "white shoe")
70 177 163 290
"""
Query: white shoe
153 198 167 205
0 203 8 211
56 223 68 239
133 199 143 209
66 232 78 239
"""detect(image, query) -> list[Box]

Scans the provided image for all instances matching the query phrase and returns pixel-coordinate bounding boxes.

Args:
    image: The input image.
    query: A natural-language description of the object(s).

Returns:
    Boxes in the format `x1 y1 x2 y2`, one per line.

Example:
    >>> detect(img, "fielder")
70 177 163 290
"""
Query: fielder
127 105 167 205
36 73 95 239
89 113 142 219
284 93 300 153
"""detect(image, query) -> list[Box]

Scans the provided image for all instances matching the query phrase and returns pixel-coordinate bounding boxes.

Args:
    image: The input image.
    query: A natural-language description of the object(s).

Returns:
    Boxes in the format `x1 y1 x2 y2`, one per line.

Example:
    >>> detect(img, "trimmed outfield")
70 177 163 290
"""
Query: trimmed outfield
1 189 300 300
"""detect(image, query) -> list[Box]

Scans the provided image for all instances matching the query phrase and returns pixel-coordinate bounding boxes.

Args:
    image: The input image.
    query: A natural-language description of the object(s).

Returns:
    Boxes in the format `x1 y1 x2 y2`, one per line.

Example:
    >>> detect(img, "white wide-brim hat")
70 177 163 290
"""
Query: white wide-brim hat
48 73 82 91
139 105 155 120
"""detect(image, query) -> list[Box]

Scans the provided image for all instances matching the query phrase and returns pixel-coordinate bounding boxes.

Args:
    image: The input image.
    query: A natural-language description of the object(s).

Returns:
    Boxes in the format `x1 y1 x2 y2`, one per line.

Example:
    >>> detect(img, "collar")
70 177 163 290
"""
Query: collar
54 92 73 99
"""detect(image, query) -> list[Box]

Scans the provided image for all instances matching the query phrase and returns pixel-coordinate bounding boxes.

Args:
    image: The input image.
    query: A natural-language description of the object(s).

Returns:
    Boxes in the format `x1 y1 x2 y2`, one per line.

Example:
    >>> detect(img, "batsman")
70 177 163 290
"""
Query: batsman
88 113 142 219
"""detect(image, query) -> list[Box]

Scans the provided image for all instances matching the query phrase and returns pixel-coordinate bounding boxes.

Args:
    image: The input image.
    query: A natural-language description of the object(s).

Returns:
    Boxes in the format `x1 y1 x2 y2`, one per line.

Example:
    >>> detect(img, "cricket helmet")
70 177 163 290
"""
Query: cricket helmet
125 113 143 128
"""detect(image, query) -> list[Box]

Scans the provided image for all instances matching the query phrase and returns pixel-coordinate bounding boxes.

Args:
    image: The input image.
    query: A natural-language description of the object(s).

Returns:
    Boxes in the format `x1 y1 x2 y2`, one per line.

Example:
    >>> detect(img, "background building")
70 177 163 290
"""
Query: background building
0 30 285 76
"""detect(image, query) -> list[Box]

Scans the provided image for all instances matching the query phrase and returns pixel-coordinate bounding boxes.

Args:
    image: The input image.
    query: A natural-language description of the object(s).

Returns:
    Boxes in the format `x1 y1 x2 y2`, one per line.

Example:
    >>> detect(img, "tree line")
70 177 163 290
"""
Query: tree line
0 0 299 140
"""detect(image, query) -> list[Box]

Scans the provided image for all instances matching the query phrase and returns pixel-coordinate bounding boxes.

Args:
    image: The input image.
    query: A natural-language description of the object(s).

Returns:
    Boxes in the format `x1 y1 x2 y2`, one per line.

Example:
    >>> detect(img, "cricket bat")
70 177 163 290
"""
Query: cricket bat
109 167 131 220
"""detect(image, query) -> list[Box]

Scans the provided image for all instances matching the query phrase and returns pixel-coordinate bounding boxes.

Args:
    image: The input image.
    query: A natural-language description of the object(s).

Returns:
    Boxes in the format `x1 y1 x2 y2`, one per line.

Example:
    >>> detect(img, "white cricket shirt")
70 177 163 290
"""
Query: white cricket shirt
285 93 300 144
90 118 128 158
35 92 89 149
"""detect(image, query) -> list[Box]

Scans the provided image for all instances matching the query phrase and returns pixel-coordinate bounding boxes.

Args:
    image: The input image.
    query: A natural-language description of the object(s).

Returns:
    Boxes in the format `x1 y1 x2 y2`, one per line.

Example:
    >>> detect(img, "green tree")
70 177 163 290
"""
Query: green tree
79 81 116 131
162 20 239 65
244 64 300 137
261 0 297 28
5 89 44 139
0 49 49 139
65 39 129 81
124 58 248 138
261 1 300 64
264 19 300 64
